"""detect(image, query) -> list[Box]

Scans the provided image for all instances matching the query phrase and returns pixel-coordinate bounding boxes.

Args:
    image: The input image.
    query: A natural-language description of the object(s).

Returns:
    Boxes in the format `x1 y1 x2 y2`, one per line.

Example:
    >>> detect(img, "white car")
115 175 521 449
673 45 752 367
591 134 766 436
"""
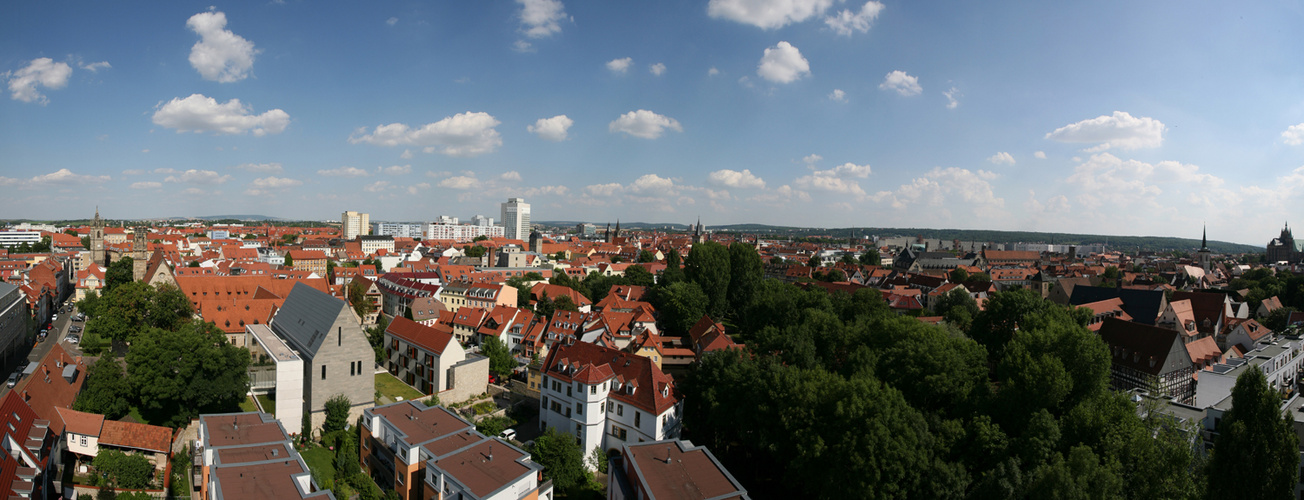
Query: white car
66 335 80 345
499 429 517 441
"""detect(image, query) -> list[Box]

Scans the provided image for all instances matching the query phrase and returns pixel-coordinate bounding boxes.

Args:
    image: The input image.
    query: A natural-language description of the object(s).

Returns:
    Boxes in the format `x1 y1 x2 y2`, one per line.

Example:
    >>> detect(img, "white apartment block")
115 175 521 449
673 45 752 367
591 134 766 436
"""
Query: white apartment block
372 222 425 239
424 223 504 242
342 211 370 240
501 198 530 241
471 215 494 226
0 230 41 247
539 342 682 468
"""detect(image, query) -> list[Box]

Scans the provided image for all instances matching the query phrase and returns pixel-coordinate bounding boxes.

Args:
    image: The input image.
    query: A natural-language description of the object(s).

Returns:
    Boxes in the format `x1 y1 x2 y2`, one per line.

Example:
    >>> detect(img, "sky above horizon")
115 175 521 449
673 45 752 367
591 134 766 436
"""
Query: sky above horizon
3 1 1304 245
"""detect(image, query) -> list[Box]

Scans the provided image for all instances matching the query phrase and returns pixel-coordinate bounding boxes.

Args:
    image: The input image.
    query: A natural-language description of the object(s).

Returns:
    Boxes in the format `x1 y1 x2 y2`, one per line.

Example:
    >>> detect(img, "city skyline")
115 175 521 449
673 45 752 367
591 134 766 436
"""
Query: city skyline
4 1 1304 245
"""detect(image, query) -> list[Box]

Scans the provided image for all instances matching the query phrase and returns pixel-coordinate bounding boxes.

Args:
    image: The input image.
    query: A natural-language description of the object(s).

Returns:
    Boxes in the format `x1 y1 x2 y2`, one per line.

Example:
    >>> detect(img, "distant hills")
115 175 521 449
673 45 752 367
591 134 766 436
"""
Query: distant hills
537 221 1261 254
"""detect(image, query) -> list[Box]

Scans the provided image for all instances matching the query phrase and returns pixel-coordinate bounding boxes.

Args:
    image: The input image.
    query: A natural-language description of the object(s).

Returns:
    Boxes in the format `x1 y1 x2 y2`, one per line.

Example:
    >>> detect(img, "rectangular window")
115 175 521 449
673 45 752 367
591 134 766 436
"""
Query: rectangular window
322 365 327 380
576 402 582 415
611 426 627 440
81 436 87 446
575 423 581 435
350 362 355 376
567 386 572 397
617 404 624 416
635 412 641 428
601 402 606 413
590 385 596 395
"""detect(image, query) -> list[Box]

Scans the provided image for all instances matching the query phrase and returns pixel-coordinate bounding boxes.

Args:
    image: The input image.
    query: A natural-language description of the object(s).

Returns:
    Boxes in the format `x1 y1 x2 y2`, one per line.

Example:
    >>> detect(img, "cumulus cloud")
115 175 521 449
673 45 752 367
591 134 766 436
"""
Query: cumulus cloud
828 89 847 102
707 0 836 29
5 58 72 104
874 167 1005 216
944 87 960 109
244 176 302 196
1282 123 1304 145
377 165 411 175
708 67 720 77
1034 151 1047 160
650 63 666 76
131 181 162 189
28 168 110 185
317 167 369 177
518 0 567 38
628 174 675 194
386 17 398 26
234 162 283 173
152 94 289 136
513 40 536 53
988 152 1015 165
165 169 231 184
186 11 259 83
606 57 632 74
757 41 809 84
400 149 413 159
500 171 523 181
349 112 502 157
439 175 481 190
748 184 811 205
1045 111 1166 151
79 61 111 72
364 181 391 193
528 115 573 141
708 169 766 189
825 1 884 35
879 70 921 96
803 154 823 166
609 109 682 139
794 162 871 196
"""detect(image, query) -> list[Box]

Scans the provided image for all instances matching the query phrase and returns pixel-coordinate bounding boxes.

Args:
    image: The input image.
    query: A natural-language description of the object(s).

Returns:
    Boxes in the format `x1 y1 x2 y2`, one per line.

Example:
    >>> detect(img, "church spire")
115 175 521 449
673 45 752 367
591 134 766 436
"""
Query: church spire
1201 224 1207 250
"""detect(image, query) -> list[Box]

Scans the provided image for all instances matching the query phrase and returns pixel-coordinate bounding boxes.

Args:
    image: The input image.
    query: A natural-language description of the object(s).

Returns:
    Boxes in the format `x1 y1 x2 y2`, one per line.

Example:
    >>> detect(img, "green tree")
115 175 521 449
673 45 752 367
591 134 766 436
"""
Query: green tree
654 281 707 336
348 278 377 319
1208 367 1299 499
335 431 361 478
934 287 980 331
481 336 516 379
92 450 154 489
531 427 586 490
126 320 250 426
949 267 970 283
473 234 489 242
807 254 821 268
624 265 655 287
661 248 685 285
81 236 91 250
73 357 131 420
283 253 294 267
188 260 200 268
464 245 488 258
1263 306 1298 331
637 249 655 263
586 446 609 474
683 241 731 319
323 394 352 434
104 257 134 293
727 242 763 318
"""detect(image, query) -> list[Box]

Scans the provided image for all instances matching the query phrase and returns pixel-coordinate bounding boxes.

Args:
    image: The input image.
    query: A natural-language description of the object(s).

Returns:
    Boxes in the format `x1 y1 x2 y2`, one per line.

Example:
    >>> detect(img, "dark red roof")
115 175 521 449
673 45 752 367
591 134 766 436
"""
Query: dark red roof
543 342 678 415
387 316 455 355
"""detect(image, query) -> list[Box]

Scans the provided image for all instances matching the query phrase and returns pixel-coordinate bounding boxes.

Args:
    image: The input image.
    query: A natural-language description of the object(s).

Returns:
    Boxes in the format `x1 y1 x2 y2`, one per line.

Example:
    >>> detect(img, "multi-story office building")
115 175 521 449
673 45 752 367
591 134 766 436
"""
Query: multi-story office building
372 222 425 239
424 223 504 242
470 215 493 227
0 230 41 247
500 198 530 241
341 211 370 239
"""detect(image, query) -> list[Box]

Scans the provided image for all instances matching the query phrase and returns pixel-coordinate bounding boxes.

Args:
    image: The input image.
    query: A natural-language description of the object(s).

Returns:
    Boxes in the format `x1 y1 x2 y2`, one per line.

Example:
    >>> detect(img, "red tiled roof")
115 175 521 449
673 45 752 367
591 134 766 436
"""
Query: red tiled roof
543 342 678 415
387 316 455 355
99 419 174 454
13 344 84 435
54 407 104 437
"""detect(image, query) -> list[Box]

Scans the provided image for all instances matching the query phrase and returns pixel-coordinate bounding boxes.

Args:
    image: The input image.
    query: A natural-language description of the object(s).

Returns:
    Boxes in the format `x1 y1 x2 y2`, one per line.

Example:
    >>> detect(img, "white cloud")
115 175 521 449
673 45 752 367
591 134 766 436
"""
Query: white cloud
165 169 231 184
79 61 111 72
609 109 682 139
349 112 502 157
234 162 283 173
828 89 847 103
364 181 391 193
606 57 632 74
944 87 959 109
131 181 162 189
152 94 290 136
879 70 921 96
708 169 766 189
650 63 666 76
5 58 72 104
1034 151 1047 160
153 168 178 175
122 169 146 175
186 11 259 83
707 0 836 29
874 167 1005 215
629 174 675 194
988 152 1015 165
28 168 110 185
386 17 398 26
244 176 302 195
1282 123 1304 145
378 165 411 175
513 40 536 53
528 115 573 141
586 183 624 197
748 184 811 205
794 162 871 196
708 67 720 77
518 0 567 38
500 171 523 181
399 149 413 159
825 1 884 35
757 41 809 84
803 154 823 166
438 175 481 190
1045 111 1166 151
407 182 431 195
317 167 369 177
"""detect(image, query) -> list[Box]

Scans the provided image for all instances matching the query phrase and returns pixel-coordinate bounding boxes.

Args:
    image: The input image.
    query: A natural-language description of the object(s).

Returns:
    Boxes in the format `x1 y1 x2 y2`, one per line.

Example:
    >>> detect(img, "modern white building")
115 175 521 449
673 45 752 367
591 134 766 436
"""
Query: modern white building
540 341 682 468
372 222 425 239
424 223 504 242
246 324 305 435
470 215 494 227
501 198 530 241
341 210 370 240
0 230 41 247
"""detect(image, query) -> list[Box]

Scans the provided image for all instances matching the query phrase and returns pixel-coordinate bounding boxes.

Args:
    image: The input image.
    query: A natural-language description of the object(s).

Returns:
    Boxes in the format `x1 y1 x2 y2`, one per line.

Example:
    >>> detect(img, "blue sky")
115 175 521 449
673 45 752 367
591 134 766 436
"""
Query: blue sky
3 1 1304 245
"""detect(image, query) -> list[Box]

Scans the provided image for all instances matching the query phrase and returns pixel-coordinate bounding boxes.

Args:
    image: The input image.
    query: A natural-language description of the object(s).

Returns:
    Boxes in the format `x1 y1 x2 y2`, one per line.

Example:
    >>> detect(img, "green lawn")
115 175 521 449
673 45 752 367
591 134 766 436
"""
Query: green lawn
238 396 258 413
256 394 276 414
374 372 423 403
300 445 335 487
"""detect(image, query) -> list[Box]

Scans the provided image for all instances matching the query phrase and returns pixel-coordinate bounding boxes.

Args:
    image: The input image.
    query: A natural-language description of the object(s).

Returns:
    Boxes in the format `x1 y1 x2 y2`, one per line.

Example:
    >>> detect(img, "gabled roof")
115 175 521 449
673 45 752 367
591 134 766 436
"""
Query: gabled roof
270 282 348 358
1186 336 1222 366
54 407 103 437
542 341 678 415
14 343 84 434
1099 318 1191 377
387 316 455 355
99 419 173 454
1069 286 1164 326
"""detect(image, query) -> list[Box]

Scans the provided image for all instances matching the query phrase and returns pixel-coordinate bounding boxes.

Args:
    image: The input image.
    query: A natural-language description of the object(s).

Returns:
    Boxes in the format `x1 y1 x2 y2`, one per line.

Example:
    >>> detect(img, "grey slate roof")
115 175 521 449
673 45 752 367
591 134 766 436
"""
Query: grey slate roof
271 282 346 358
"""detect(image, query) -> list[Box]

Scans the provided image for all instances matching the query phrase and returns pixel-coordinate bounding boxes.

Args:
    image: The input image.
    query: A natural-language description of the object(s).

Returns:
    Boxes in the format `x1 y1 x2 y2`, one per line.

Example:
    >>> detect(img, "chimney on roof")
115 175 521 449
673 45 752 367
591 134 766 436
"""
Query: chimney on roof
664 447 673 464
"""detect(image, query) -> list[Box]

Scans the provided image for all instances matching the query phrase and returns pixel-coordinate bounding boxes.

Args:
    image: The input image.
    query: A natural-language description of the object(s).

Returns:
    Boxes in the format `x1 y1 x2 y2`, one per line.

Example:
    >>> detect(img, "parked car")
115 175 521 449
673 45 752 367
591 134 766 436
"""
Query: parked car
66 335 80 345
69 325 82 333
6 372 17 388
499 429 517 441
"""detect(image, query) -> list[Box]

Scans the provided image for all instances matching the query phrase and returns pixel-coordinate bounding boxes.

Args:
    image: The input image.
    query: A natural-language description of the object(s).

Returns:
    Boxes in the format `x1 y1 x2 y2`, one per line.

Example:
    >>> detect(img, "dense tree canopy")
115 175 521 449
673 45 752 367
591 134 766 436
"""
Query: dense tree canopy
126 320 250 427
104 257 134 293
683 241 731 319
1207 368 1298 499
481 336 515 378
73 357 131 420
531 427 586 490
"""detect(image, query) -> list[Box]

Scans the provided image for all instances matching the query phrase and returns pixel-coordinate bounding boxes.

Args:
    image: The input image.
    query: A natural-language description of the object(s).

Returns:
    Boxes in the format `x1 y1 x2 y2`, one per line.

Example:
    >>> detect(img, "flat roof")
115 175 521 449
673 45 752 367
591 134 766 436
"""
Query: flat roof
370 401 472 447
625 440 748 500
248 324 300 362
216 442 295 466
202 413 288 448
212 459 326 499
432 438 534 498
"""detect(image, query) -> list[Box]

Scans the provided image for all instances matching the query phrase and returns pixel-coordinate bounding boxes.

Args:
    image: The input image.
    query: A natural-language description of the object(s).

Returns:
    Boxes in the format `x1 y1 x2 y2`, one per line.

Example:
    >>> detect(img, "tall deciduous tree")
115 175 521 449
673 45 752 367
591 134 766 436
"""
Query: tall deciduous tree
531 427 586 490
481 336 516 379
1208 368 1299 499
323 394 351 434
73 357 131 420
104 257 134 293
654 281 707 336
727 242 763 318
661 248 684 285
683 241 731 319
127 320 250 427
